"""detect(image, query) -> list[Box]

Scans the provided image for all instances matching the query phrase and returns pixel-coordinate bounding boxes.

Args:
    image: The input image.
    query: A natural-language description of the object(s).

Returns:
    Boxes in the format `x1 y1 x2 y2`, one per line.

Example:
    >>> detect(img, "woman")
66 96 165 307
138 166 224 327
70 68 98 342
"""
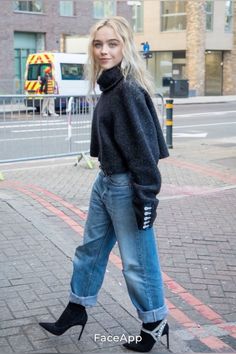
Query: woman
39 16 169 352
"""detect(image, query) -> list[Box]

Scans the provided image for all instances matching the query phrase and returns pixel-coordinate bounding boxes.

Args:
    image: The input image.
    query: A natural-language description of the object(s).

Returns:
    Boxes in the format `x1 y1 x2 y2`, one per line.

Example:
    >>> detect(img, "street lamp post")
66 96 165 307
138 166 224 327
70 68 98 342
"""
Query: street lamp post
141 41 152 68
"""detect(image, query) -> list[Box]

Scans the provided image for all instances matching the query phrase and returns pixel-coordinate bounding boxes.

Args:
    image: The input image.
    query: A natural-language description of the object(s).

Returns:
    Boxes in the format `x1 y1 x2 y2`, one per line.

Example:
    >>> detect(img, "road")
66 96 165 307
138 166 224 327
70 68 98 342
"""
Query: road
0 113 92 162
172 102 236 141
0 102 236 162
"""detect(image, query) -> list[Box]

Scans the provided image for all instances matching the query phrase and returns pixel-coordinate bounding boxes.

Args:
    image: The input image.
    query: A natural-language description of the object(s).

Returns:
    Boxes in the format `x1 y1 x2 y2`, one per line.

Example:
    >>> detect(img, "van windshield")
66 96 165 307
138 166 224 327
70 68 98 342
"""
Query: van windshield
27 64 51 80
61 63 84 80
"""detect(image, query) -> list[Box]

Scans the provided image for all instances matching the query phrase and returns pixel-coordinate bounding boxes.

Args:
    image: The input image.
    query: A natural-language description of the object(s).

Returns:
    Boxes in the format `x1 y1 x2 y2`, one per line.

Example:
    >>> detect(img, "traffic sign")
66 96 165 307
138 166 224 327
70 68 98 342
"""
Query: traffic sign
143 52 153 59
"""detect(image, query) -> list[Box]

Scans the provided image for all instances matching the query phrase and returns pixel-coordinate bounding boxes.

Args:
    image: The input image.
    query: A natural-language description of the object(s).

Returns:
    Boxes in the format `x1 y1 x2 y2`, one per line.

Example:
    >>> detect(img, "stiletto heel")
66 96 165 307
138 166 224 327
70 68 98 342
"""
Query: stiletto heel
163 322 170 349
123 318 169 352
78 323 86 341
166 332 170 349
39 302 87 339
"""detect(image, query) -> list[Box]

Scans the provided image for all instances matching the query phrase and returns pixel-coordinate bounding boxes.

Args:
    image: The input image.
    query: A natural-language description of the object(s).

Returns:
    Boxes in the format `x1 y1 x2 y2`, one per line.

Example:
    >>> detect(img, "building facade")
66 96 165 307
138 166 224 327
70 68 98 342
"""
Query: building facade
0 0 131 94
0 0 235 96
133 0 236 96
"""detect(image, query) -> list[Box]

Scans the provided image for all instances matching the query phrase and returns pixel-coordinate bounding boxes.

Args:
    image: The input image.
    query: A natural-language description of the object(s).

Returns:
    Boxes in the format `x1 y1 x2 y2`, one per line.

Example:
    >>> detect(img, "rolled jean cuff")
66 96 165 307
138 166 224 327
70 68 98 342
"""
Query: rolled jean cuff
69 291 97 307
137 303 168 323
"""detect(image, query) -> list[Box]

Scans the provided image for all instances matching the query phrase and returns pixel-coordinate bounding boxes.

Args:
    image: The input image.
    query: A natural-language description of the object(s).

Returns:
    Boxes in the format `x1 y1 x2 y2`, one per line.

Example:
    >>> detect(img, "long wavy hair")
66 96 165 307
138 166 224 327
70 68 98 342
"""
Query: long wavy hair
85 16 155 96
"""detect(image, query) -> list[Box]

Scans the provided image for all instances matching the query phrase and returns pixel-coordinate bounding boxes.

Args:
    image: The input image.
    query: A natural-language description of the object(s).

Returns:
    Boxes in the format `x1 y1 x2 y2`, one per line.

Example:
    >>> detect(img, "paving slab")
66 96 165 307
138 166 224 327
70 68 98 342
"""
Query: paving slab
0 130 236 353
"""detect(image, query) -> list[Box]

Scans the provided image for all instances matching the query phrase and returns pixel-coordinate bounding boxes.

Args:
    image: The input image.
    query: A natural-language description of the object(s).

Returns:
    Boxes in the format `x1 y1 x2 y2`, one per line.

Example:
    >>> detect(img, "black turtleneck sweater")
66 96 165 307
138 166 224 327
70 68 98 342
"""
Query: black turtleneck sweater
90 65 169 208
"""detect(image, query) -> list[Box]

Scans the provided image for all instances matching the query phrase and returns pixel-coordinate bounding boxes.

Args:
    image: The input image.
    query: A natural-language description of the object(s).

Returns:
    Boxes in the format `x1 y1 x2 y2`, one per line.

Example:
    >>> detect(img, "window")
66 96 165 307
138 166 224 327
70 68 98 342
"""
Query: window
60 63 84 80
225 0 233 32
206 0 213 31
27 64 51 80
205 51 223 95
93 0 116 19
161 0 186 32
60 1 74 16
15 48 35 93
14 0 43 13
128 0 144 32
155 52 173 94
172 51 186 79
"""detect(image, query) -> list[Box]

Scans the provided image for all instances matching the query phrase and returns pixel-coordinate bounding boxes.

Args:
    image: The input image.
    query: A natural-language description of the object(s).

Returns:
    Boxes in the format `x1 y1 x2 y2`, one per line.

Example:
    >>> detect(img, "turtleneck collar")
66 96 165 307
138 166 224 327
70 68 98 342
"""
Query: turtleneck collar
97 65 124 92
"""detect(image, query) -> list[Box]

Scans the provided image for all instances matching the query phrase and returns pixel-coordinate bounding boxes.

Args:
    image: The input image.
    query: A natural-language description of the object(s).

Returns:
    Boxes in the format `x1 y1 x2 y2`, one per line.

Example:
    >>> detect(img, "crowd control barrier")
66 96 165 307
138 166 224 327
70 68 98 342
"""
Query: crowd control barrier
0 94 98 163
0 93 165 164
154 93 165 130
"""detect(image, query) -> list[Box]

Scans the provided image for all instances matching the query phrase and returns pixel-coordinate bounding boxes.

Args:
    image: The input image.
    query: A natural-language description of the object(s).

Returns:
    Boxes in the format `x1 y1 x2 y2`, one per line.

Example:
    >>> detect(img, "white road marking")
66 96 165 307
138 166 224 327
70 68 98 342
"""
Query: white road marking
174 121 236 129
1 135 71 142
173 132 208 138
175 110 236 117
12 126 91 133
0 120 91 129
74 140 91 144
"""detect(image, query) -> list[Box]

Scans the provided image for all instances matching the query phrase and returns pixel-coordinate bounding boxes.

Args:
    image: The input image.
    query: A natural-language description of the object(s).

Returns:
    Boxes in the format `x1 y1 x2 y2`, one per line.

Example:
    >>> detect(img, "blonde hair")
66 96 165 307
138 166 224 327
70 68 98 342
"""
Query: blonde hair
85 16 155 96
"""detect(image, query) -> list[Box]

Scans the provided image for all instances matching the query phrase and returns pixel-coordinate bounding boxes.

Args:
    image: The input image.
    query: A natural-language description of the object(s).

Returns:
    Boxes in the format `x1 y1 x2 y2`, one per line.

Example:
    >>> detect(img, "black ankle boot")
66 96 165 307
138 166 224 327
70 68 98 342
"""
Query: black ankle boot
39 302 88 340
123 319 169 352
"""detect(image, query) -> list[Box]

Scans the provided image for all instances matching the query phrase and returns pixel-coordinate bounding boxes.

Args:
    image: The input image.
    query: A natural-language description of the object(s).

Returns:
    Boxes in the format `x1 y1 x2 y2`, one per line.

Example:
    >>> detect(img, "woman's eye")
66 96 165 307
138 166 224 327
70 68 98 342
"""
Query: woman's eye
94 43 101 48
109 42 117 48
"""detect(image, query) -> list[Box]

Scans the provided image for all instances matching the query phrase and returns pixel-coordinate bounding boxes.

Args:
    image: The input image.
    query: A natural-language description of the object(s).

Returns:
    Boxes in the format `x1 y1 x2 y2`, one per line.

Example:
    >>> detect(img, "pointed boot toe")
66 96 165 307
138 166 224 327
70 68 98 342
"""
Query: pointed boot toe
39 302 88 340
39 322 63 336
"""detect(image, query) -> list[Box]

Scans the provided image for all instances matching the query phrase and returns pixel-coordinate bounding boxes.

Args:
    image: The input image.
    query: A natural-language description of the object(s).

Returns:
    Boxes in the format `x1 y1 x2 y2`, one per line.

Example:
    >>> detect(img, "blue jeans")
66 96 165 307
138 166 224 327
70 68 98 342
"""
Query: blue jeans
69 171 168 323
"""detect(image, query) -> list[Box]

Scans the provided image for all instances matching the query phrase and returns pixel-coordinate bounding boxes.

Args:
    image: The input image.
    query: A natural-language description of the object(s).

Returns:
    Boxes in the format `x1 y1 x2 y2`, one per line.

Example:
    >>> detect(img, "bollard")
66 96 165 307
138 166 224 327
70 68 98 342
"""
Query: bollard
165 99 173 149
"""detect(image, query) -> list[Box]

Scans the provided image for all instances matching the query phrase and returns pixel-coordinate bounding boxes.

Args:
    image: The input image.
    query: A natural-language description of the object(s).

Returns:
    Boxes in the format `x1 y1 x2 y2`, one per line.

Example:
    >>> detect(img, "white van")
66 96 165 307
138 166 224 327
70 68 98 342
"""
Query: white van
24 52 89 111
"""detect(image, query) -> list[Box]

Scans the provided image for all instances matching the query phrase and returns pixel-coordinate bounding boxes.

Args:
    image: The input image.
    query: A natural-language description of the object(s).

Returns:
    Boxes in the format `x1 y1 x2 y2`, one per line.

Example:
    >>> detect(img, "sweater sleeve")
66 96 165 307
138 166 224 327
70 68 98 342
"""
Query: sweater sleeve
113 81 168 208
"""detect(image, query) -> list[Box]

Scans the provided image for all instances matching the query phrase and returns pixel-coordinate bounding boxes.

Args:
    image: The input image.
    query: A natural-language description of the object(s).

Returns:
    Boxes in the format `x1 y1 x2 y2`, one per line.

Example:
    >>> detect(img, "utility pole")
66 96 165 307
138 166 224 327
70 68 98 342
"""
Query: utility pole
141 41 152 68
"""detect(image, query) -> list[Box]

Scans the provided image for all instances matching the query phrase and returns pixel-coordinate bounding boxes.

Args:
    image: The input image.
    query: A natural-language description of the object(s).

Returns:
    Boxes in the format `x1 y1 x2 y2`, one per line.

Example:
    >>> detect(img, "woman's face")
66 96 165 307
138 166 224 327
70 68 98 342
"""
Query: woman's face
93 26 123 70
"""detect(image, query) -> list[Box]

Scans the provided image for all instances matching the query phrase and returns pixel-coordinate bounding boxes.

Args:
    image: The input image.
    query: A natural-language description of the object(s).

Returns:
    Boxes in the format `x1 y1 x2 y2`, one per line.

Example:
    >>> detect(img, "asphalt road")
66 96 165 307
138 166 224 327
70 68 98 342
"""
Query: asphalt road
172 102 236 141
0 113 92 162
0 102 236 162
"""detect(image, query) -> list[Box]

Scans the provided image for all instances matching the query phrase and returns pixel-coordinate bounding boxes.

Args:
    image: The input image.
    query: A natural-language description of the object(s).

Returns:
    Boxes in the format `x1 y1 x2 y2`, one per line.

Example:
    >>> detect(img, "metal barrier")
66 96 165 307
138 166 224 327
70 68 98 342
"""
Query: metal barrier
154 93 165 130
0 93 165 164
0 94 98 163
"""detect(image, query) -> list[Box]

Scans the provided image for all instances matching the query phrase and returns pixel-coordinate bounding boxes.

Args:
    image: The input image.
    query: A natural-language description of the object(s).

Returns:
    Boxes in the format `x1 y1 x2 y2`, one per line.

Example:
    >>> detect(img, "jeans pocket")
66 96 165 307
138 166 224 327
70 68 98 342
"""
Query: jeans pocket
108 173 131 187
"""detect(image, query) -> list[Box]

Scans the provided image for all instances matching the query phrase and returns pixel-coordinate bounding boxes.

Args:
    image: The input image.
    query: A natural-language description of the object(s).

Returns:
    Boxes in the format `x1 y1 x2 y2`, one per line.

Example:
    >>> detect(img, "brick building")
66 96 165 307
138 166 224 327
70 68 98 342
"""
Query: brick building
0 0 131 94
1 0 235 96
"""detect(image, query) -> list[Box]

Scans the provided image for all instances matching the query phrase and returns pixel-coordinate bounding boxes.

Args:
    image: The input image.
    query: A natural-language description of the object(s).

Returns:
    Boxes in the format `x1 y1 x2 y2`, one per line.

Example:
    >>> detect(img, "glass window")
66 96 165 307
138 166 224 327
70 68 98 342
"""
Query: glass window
225 0 233 32
161 0 186 32
155 52 173 94
206 0 213 31
60 63 84 80
172 51 186 79
15 48 35 93
60 1 74 16
93 0 116 19
14 0 43 13
205 51 223 95
27 64 51 80
128 0 144 32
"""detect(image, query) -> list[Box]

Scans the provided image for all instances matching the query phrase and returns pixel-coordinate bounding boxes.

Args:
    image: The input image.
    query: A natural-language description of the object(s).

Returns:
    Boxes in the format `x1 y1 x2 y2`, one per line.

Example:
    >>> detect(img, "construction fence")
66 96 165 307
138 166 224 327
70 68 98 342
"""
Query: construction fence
0 94 165 164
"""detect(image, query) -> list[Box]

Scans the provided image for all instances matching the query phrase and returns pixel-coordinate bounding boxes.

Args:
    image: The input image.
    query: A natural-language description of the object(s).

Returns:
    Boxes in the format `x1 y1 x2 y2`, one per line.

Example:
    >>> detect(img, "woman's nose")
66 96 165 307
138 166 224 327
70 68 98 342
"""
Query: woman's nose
101 44 108 54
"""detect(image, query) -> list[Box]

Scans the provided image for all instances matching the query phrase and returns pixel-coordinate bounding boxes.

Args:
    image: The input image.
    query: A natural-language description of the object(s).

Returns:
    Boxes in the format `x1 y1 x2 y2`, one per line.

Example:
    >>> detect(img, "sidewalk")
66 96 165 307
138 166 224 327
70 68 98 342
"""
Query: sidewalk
168 95 236 105
1 95 236 114
0 134 236 353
